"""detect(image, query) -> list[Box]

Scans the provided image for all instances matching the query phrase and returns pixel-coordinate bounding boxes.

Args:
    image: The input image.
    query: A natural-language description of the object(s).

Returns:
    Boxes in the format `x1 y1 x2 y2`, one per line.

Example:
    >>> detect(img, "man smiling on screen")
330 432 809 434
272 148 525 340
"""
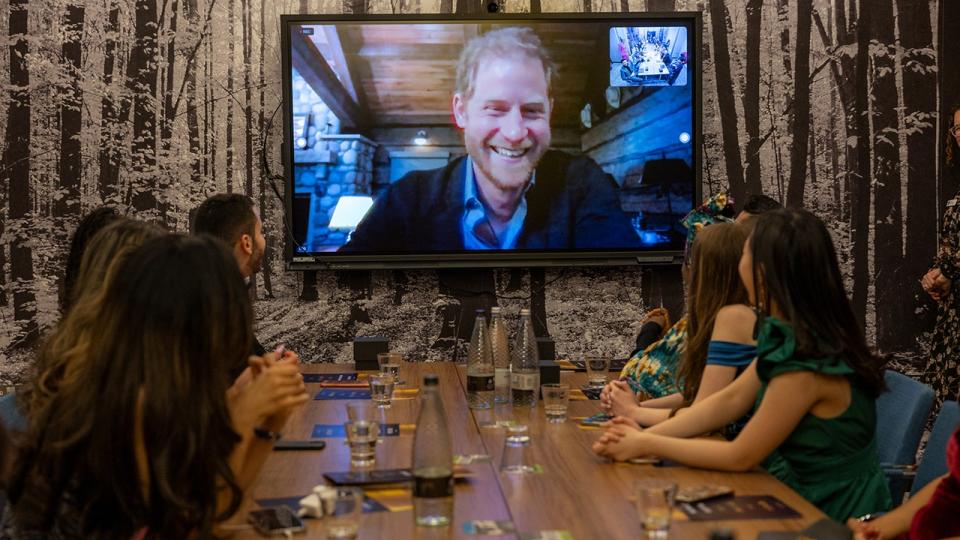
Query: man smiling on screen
340 27 639 252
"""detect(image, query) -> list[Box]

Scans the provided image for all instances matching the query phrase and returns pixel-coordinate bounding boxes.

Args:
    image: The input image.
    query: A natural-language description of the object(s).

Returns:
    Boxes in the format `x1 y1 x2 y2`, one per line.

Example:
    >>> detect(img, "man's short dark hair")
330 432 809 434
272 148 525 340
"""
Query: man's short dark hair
191 194 257 245
742 194 782 215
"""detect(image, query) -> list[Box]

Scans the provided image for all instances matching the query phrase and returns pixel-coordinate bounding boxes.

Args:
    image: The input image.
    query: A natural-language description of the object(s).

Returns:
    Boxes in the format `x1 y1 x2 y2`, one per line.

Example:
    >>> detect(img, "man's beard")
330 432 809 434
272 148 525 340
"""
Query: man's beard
248 247 264 276
475 154 536 193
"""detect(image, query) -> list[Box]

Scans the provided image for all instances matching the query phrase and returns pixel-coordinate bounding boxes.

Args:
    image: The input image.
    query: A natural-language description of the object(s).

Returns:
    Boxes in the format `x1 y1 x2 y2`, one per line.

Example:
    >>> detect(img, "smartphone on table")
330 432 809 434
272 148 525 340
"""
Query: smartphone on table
248 506 305 536
675 485 734 503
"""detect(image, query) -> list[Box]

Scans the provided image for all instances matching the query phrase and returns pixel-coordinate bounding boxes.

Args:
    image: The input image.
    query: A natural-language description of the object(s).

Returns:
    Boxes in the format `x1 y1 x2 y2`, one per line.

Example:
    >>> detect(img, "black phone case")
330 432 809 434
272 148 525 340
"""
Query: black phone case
323 468 414 486
273 440 327 451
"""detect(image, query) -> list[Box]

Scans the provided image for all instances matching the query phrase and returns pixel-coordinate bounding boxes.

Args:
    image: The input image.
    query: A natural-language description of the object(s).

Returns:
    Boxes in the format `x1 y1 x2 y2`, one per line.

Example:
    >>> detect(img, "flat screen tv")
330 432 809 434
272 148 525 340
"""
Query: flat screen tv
281 11 701 269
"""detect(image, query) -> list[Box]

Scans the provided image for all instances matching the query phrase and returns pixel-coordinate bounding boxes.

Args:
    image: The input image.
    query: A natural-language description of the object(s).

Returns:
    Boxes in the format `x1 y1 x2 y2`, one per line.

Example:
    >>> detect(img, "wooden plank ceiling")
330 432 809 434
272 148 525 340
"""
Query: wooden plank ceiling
308 23 603 129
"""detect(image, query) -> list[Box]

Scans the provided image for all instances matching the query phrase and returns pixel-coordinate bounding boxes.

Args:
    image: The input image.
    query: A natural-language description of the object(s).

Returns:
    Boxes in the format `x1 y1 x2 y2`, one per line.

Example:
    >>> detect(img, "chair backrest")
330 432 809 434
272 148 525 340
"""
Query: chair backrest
914 401 960 492
0 391 26 433
875 370 935 465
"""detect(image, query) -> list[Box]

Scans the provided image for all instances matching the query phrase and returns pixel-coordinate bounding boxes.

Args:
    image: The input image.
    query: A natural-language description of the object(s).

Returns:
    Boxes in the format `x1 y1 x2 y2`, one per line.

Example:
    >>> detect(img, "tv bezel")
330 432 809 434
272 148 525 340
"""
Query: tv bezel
280 11 703 270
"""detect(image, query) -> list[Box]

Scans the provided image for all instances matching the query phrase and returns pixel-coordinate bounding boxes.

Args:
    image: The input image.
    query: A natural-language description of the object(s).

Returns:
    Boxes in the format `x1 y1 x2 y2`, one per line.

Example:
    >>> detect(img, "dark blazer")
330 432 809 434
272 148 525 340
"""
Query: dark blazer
340 150 640 252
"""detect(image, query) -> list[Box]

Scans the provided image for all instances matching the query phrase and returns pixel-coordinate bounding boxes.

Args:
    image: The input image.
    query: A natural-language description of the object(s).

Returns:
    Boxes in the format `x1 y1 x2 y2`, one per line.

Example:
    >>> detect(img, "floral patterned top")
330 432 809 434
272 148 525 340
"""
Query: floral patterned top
935 197 960 282
928 196 960 403
618 317 687 399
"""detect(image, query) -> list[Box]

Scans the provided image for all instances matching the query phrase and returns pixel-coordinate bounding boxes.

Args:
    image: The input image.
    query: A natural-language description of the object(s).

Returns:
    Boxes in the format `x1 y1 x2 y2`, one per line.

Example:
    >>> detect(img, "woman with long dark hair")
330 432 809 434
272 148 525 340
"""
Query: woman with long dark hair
594 209 891 521
2 234 309 539
25 219 164 419
921 103 960 404
604 223 755 427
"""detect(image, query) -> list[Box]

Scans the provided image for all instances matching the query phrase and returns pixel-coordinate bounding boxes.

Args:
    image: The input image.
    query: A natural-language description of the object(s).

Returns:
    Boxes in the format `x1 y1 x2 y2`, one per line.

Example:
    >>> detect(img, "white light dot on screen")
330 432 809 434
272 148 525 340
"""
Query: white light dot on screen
679 132 691 144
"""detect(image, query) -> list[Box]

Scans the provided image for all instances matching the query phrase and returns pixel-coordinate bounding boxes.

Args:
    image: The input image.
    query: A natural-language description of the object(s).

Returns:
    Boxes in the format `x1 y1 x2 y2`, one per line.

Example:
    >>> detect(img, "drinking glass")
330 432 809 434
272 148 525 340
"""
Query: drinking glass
634 479 676 539
345 402 380 467
585 356 611 388
541 383 570 423
369 373 395 408
499 424 537 475
322 487 363 539
377 352 403 384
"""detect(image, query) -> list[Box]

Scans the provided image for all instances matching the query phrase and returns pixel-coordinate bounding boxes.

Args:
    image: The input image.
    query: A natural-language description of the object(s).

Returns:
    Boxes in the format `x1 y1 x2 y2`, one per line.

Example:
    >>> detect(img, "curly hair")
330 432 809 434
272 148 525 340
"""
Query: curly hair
947 103 960 168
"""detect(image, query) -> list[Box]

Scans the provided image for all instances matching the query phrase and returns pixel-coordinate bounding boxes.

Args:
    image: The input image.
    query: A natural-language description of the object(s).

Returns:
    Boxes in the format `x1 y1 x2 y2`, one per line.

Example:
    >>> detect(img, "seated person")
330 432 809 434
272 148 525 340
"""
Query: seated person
341 27 639 252
629 307 670 358
848 428 960 540
735 193 782 223
192 194 269 361
1 235 309 538
60 206 121 315
594 209 892 522
605 193 736 402
620 59 642 84
604 223 756 430
24 219 163 420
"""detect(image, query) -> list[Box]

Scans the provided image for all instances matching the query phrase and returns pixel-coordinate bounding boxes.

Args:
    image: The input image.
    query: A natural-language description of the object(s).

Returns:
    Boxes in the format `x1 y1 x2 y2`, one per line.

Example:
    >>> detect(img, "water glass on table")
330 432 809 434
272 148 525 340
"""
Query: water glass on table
322 487 363 540
369 373 395 408
634 479 676 539
377 352 403 384
585 356 612 388
541 383 570 423
345 402 380 468
499 424 537 475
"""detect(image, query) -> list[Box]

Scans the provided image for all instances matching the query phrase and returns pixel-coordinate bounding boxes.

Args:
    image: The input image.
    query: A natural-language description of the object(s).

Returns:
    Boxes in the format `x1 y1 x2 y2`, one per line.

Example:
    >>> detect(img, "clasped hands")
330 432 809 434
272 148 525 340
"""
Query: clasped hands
228 348 310 434
921 267 951 302
595 379 650 461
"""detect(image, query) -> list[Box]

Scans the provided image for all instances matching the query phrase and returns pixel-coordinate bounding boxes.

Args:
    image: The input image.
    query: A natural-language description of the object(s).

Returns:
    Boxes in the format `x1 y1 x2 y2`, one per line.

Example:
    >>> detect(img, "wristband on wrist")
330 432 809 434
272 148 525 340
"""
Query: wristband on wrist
253 426 282 442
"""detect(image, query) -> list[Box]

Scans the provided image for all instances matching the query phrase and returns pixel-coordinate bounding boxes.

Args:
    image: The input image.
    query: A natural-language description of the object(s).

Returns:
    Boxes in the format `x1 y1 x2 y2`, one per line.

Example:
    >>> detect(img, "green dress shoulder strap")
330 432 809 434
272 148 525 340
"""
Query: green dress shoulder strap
755 316 855 382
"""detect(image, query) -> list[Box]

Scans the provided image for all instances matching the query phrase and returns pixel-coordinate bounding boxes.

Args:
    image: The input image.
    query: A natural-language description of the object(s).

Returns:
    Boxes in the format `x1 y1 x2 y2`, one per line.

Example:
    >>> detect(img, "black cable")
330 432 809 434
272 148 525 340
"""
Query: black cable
260 101 306 253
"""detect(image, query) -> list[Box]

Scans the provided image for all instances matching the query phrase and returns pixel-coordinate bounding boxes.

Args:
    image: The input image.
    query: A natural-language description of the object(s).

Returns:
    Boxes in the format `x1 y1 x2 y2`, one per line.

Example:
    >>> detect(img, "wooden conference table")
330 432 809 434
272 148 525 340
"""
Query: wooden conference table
232 362 825 539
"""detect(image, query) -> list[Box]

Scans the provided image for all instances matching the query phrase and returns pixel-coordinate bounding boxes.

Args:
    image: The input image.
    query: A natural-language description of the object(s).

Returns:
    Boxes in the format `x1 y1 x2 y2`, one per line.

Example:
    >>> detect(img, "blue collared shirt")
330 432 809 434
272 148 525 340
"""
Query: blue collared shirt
461 156 534 250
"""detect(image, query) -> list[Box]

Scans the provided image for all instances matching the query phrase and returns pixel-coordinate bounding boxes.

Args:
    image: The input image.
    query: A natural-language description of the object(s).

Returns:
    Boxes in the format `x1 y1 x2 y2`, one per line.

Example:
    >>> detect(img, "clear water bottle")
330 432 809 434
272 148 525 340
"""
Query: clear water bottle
412 374 454 527
466 309 494 409
511 308 539 407
489 307 511 404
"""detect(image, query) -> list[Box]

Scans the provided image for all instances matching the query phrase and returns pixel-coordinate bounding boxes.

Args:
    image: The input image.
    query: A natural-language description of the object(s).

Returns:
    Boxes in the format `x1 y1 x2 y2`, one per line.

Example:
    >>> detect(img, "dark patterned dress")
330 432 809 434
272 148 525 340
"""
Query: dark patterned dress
929 195 960 403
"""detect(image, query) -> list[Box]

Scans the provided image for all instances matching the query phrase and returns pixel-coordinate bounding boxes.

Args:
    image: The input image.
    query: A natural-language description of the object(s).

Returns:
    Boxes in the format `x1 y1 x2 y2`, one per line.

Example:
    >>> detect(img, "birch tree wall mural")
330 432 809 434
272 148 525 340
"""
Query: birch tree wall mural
0 0 950 386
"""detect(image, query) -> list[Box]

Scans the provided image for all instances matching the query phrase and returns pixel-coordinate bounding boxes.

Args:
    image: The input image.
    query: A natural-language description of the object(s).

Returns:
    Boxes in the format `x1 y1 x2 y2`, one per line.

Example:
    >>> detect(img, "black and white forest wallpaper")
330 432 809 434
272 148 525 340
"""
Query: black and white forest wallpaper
0 0 956 386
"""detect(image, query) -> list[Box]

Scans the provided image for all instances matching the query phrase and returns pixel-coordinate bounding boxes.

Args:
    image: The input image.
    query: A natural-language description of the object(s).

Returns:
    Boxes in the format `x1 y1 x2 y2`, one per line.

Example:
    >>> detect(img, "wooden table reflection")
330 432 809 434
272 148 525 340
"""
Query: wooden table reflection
230 362 825 539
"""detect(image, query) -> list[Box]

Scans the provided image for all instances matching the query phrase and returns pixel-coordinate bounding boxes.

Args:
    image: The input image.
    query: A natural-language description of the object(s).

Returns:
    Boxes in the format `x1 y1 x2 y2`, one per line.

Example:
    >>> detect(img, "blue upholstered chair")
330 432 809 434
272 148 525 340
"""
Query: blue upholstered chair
875 370 935 502
0 391 26 434
0 390 24 519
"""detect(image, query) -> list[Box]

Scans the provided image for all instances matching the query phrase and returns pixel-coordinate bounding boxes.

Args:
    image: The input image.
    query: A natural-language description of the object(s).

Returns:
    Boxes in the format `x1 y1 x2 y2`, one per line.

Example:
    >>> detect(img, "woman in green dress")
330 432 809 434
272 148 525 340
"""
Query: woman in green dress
593 208 891 522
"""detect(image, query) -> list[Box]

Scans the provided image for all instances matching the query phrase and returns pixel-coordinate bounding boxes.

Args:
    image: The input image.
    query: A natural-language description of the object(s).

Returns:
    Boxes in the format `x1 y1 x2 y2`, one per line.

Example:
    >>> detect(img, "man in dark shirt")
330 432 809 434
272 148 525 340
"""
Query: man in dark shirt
192 193 268 358
341 27 639 252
